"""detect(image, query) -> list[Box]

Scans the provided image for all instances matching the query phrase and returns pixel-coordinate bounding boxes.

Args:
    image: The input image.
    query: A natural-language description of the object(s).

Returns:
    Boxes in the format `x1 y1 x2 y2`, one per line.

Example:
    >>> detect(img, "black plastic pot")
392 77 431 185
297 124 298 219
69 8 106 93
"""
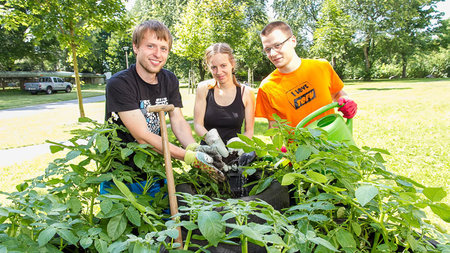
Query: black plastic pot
174 180 290 252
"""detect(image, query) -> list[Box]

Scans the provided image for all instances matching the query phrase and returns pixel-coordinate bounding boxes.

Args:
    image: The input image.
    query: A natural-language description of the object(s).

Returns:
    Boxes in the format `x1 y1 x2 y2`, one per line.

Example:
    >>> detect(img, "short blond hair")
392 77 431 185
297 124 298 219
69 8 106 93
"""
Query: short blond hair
132 20 173 50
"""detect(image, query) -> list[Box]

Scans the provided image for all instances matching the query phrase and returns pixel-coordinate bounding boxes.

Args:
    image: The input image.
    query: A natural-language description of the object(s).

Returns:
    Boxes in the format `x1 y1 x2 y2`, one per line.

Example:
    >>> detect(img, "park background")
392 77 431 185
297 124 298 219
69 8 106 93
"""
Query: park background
0 0 449 232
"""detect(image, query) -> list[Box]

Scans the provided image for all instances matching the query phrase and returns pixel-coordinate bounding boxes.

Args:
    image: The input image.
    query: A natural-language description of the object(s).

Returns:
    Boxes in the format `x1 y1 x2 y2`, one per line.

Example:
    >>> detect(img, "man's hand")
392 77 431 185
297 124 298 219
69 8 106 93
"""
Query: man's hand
186 142 225 169
204 129 229 158
337 97 357 119
184 150 226 182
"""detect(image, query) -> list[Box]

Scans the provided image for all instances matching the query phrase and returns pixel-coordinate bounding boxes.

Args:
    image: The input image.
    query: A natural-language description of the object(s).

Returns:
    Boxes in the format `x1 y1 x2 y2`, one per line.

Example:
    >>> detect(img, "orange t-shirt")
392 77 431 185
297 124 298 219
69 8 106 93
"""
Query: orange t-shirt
255 59 344 128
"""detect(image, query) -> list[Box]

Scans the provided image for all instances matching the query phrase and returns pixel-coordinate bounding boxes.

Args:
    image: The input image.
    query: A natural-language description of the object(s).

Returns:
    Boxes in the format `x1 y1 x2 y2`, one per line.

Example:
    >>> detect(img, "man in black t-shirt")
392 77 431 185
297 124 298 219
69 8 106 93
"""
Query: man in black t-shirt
105 20 225 183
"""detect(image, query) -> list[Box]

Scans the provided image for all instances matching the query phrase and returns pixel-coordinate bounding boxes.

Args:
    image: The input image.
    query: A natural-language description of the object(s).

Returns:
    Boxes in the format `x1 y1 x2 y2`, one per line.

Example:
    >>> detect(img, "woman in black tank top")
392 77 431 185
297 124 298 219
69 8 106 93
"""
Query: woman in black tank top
193 43 255 145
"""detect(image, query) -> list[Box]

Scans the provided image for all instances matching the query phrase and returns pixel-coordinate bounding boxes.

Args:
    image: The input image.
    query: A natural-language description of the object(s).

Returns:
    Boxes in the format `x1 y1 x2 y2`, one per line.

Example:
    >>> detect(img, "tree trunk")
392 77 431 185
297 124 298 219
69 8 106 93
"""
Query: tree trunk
401 54 407 78
363 45 371 80
189 62 196 94
70 43 85 118
198 59 205 81
331 56 336 69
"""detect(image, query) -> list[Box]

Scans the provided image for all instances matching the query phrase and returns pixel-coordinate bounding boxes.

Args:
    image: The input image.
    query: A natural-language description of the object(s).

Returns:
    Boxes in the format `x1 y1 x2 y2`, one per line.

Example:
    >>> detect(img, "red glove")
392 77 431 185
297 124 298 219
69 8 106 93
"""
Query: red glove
337 97 357 119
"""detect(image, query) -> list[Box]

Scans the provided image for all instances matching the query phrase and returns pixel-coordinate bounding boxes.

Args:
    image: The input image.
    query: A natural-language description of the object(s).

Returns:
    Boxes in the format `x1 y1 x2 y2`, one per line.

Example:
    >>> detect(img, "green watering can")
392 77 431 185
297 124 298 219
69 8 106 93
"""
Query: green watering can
296 102 355 146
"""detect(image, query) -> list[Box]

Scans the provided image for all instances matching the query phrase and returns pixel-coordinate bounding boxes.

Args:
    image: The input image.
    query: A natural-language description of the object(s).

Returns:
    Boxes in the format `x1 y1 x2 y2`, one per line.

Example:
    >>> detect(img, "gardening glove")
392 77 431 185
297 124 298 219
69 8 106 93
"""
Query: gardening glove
184 150 226 182
238 151 257 166
337 97 357 119
226 137 245 156
204 129 229 158
186 142 225 169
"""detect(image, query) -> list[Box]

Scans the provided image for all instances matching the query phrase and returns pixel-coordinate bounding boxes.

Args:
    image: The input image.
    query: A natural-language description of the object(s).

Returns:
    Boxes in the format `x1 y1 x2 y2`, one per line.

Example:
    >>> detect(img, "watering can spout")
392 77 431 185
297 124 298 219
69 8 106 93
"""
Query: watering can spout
296 102 356 146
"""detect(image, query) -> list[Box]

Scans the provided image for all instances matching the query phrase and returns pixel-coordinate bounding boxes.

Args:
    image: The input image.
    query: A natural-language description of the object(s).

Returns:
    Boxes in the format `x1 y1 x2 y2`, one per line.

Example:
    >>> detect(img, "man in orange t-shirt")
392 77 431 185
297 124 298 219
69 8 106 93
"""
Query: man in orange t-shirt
255 21 357 128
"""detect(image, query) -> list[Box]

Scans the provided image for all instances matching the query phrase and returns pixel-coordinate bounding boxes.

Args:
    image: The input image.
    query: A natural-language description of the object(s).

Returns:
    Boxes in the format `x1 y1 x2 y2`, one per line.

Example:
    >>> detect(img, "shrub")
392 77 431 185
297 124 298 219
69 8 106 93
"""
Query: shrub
0 117 449 252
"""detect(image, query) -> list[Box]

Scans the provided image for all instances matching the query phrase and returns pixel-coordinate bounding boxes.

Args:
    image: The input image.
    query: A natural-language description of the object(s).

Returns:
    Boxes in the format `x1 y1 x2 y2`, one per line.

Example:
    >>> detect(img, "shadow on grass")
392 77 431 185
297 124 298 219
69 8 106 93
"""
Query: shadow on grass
357 87 412 91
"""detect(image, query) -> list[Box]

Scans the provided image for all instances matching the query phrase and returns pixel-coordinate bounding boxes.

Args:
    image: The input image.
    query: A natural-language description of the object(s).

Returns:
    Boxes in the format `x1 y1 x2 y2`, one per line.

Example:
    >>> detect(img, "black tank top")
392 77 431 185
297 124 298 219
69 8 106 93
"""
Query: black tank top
204 86 245 144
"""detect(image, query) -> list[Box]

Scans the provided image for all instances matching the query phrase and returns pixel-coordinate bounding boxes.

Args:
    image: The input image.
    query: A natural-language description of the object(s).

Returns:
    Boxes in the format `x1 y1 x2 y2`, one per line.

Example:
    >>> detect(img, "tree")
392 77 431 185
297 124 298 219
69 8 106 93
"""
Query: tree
1 0 129 117
311 0 353 68
173 0 247 86
272 0 324 49
232 0 268 85
382 0 443 78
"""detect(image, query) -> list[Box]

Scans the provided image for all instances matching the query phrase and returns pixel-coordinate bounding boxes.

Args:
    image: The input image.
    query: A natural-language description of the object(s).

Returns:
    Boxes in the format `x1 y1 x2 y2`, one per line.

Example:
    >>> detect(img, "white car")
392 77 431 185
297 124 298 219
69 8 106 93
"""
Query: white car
24 77 72 95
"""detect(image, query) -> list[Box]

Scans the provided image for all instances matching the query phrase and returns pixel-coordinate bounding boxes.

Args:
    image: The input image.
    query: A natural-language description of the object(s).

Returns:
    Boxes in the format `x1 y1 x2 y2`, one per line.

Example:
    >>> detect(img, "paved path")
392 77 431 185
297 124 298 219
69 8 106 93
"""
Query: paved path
0 95 105 167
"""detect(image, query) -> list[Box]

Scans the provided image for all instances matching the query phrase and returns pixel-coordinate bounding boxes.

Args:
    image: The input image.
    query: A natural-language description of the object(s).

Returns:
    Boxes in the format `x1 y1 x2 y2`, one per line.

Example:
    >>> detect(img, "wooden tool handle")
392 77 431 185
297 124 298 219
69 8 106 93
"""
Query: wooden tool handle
155 107 183 248
147 104 175 113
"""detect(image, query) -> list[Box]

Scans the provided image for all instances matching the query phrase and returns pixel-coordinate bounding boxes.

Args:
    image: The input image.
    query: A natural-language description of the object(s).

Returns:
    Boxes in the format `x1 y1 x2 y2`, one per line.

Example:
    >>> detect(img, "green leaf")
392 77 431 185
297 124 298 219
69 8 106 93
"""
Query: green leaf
264 128 278 136
95 239 108 253
66 150 82 161
120 148 133 160
96 134 109 153
107 214 128 240
0 208 8 217
308 214 329 222
80 237 93 249
227 224 263 242
197 211 225 247
355 185 379 207
100 199 113 214
49 145 64 153
351 221 361 236
237 134 254 146
165 228 180 239
309 237 338 252
306 170 327 184
227 141 248 149
430 203 450 222
38 226 57 246
88 228 102 236
281 173 304 186
335 229 356 248
263 234 287 247
57 229 78 245
272 134 283 149
423 187 447 202
407 234 418 251
133 152 147 169
68 197 82 213
295 145 312 161
256 177 273 195
253 136 267 148
70 164 87 175
125 206 141 227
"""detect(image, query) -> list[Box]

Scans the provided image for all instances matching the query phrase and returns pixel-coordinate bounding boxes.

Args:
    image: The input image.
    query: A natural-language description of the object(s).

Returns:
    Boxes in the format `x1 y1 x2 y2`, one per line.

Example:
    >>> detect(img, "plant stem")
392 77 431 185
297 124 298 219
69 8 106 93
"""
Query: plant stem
370 232 380 253
241 235 248 253
183 229 193 250
89 187 97 225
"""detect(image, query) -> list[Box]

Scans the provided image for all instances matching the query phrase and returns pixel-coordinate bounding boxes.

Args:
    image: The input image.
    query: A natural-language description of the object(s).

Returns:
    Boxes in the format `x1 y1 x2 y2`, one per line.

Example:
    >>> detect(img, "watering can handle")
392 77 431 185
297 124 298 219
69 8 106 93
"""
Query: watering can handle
296 102 353 130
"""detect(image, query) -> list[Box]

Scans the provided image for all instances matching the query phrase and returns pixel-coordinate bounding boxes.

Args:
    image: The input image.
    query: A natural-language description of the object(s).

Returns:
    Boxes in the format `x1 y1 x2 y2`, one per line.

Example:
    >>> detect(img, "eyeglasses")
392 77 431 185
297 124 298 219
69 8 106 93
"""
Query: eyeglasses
263 35 293 55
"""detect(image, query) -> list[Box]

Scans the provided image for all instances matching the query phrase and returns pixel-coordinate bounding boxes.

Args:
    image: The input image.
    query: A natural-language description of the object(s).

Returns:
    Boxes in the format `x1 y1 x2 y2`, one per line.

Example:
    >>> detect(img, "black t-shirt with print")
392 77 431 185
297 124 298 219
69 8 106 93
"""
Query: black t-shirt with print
106 64 183 144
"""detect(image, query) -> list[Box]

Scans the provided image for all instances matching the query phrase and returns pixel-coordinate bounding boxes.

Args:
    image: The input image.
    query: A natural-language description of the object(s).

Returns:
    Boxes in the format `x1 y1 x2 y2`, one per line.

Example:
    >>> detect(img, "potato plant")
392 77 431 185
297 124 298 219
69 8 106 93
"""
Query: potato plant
0 117 448 252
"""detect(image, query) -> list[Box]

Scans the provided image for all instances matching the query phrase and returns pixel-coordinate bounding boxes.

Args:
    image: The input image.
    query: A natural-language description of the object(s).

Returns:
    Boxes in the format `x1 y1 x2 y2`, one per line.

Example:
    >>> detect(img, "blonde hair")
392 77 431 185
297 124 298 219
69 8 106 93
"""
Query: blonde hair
132 20 173 50
204 43 240 88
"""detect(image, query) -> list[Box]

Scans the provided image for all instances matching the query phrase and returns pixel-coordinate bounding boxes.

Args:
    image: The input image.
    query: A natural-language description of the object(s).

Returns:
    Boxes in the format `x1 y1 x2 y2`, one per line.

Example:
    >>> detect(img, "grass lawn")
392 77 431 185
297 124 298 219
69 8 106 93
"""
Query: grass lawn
0 78 449 230
0 83 106 110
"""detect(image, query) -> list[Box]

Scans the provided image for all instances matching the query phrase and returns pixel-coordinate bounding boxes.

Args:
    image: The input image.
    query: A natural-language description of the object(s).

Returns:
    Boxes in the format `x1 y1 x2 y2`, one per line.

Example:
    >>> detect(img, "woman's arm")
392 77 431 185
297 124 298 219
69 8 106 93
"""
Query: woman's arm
193 83 210 138
242 86 256 138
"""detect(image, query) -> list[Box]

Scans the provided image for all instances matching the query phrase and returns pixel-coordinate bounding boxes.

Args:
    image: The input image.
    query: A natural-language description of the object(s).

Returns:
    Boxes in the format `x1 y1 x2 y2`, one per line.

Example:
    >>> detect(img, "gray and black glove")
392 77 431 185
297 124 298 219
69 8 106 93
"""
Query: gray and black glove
204 129 229 158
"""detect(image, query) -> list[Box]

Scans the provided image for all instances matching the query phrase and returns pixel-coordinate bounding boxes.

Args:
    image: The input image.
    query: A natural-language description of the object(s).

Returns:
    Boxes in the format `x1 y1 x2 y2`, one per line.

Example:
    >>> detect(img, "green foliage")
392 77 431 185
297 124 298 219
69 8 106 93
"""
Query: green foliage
228 115 450 251
1 115 449 252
